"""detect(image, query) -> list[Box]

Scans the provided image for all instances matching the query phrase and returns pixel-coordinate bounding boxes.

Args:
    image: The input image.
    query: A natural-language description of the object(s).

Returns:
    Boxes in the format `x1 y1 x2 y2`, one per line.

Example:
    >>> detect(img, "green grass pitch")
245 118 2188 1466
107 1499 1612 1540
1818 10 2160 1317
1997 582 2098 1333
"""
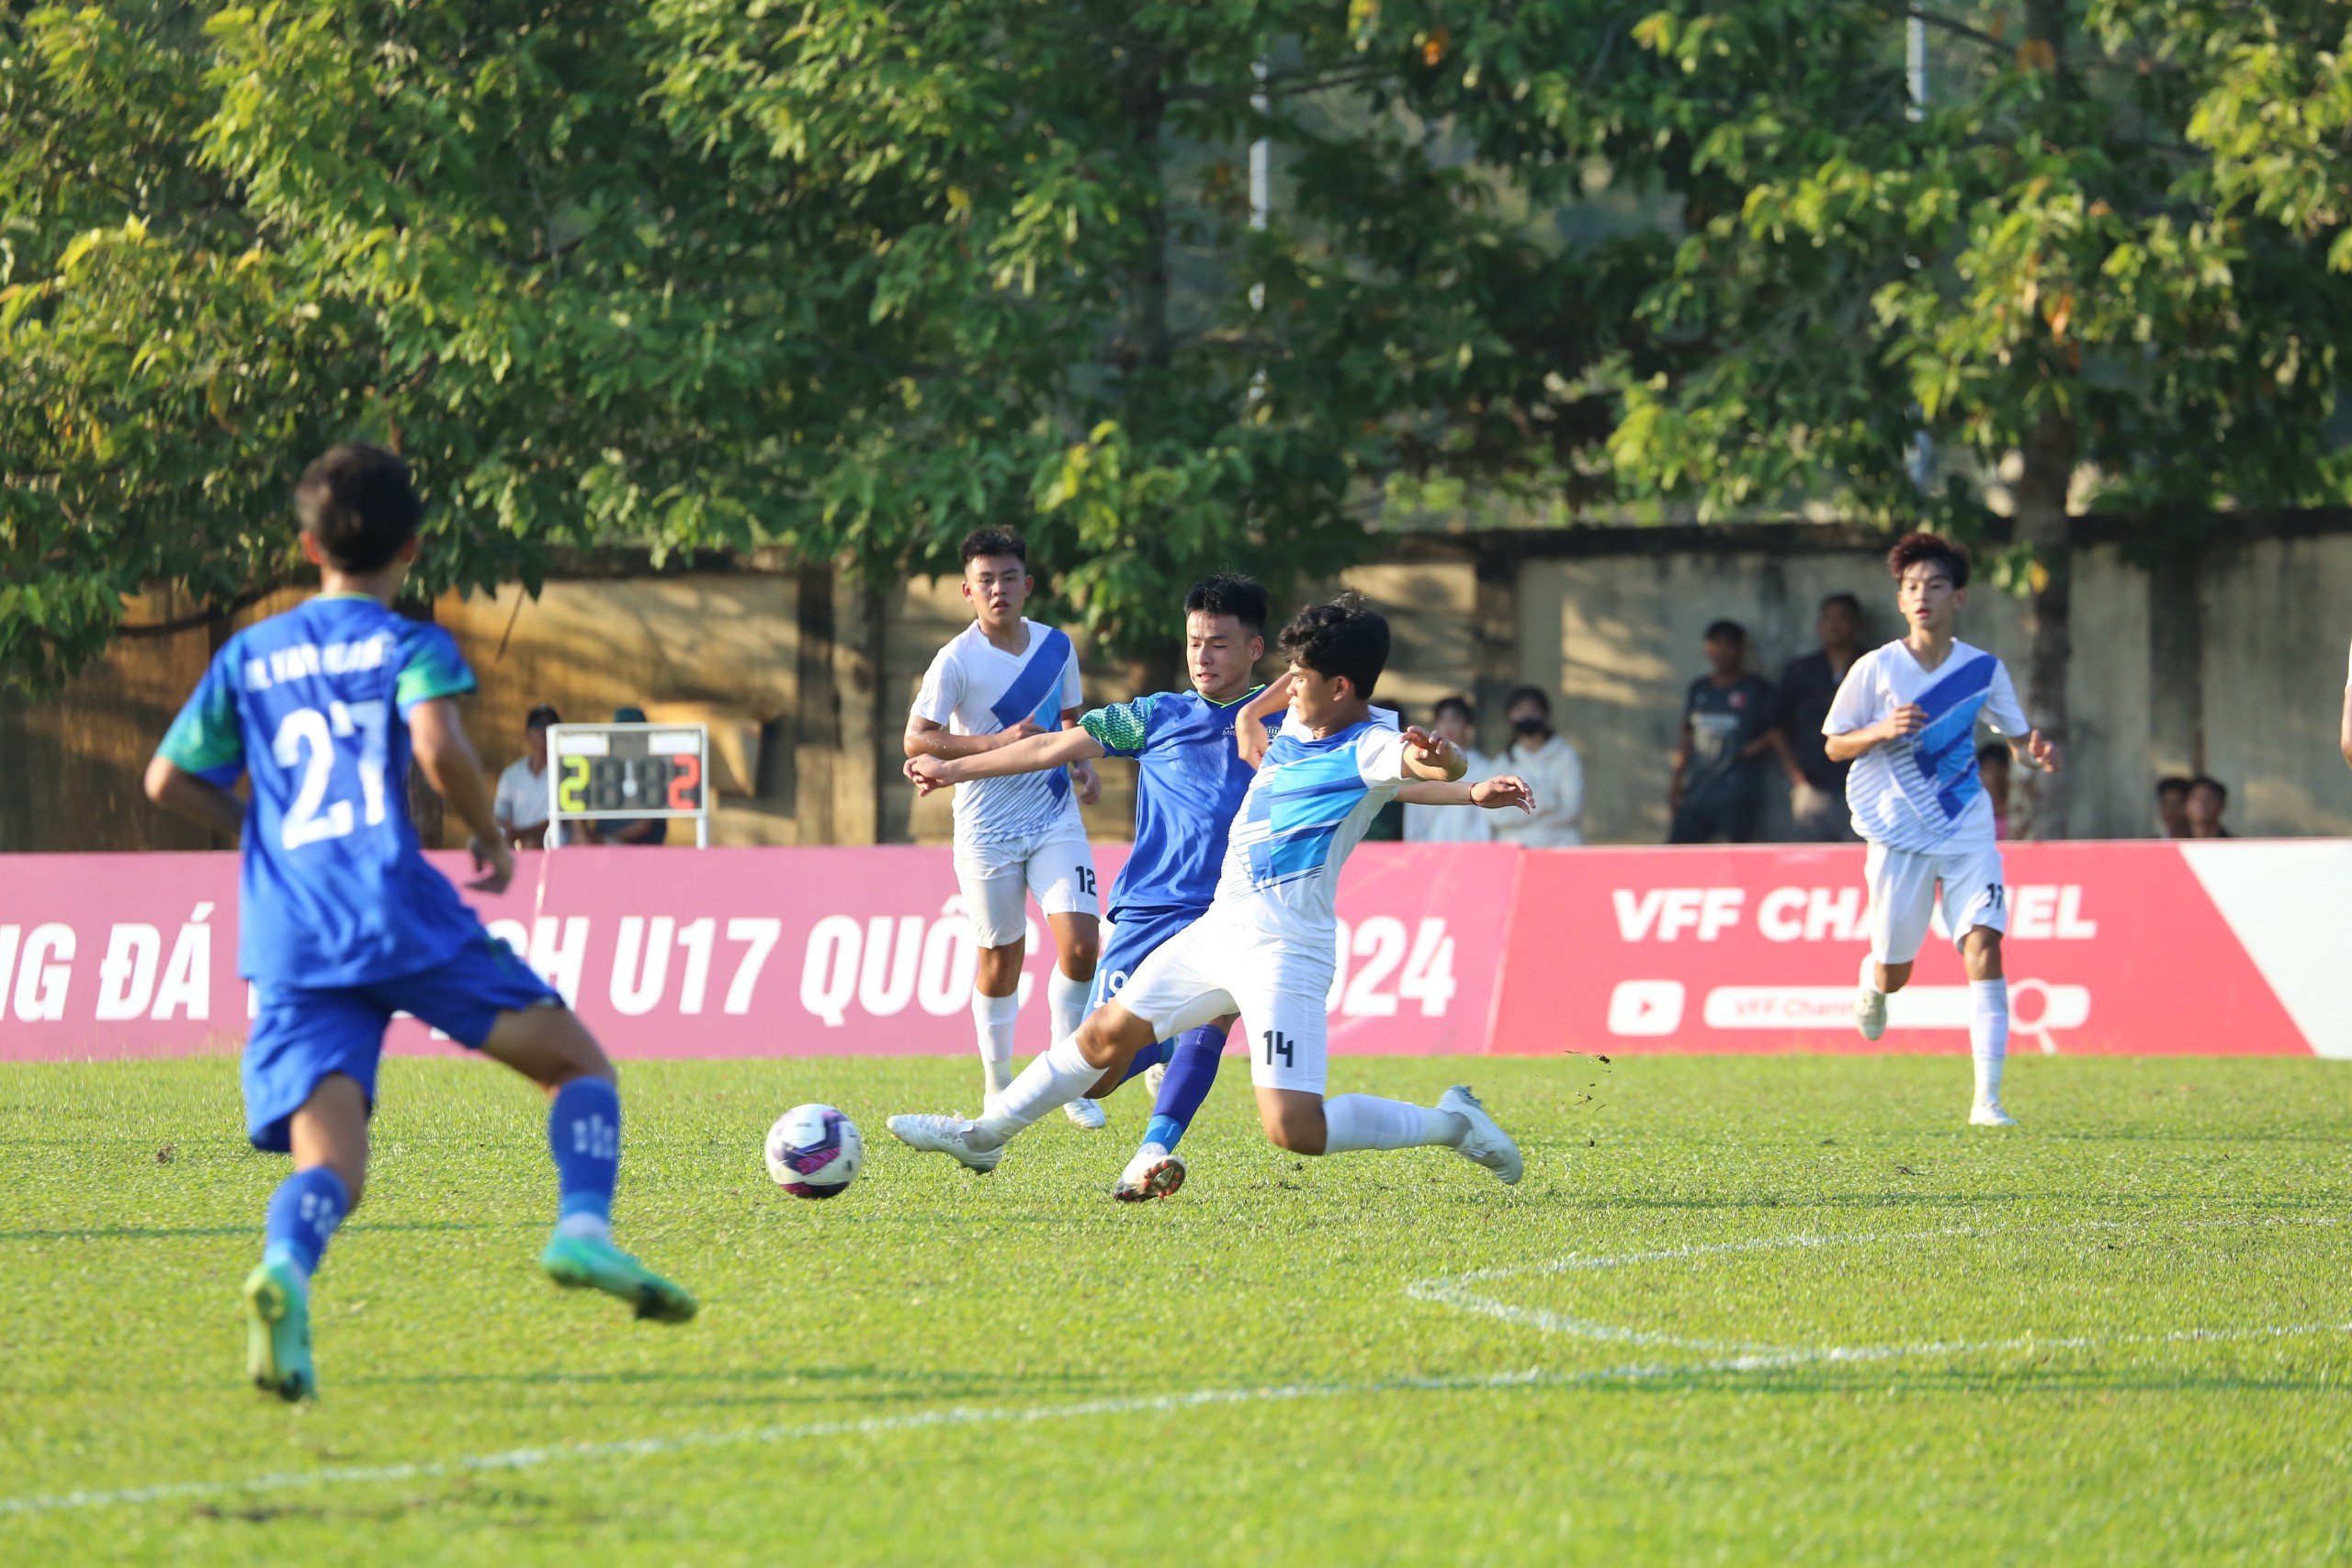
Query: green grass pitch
4 1053 2350 1564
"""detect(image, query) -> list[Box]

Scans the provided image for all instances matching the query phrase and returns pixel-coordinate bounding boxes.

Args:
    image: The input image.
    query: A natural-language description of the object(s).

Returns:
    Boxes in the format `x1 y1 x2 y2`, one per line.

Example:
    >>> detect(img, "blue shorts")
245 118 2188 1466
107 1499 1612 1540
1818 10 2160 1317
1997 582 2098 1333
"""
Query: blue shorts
1090 905 1210 1015
242 932 560 1152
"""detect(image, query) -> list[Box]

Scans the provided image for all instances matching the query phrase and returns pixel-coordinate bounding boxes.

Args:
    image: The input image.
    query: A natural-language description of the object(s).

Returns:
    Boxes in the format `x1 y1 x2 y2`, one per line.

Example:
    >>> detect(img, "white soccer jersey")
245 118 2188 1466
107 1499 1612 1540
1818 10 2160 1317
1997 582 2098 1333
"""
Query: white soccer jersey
1209 711 1406 953
1825 639 2029 852
911 619 1087 848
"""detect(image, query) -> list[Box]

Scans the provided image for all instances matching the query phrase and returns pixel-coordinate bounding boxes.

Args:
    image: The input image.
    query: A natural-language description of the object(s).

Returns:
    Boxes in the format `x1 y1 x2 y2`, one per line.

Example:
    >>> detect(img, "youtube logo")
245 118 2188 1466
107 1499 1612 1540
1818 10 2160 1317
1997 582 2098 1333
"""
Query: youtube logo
1608 979 1685 1037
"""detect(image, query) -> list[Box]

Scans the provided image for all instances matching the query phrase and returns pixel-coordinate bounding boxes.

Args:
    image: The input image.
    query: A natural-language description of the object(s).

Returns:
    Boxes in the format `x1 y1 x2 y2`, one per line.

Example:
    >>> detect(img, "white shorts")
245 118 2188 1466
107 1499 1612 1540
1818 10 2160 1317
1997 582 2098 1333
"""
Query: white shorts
1865 838 2007 966
954 819 1100 949
1113 909 1333 1094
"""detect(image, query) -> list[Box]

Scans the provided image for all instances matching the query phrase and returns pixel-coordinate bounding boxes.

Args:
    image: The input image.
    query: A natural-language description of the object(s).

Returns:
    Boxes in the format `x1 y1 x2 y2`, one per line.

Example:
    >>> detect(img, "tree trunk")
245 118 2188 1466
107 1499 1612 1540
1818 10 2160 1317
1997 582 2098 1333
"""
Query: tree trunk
2008 408 2074 840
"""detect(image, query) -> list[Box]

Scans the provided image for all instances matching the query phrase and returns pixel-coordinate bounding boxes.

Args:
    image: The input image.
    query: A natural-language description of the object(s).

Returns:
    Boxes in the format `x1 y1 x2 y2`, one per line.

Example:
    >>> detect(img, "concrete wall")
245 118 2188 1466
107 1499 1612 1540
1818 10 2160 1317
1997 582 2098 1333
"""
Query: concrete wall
8 519 2349 852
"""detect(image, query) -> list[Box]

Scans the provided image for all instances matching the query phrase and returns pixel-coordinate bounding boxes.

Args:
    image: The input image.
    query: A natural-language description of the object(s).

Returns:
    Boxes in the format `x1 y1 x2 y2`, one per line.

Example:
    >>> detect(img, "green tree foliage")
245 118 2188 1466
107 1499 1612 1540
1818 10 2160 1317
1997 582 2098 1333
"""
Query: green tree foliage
1417 0 2352 835
2 0 1623 691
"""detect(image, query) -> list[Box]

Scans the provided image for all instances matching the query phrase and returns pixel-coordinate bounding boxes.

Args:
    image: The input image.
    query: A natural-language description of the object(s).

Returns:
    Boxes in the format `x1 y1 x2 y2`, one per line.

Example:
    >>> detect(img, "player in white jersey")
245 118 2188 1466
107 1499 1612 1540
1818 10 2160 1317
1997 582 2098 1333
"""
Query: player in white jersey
905 527 1106 1126
1824 532 2060 1127
888 594 1523 1187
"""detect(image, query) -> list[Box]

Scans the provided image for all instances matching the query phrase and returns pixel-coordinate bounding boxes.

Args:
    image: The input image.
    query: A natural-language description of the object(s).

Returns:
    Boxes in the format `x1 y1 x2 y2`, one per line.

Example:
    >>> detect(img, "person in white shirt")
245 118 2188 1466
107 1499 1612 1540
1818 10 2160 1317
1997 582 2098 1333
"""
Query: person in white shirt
888 592 1523 1188
904 528 1106 1125
1402 696 1494 843
493 705 560 849
1824 532 2059 1128
1488 686 1585 848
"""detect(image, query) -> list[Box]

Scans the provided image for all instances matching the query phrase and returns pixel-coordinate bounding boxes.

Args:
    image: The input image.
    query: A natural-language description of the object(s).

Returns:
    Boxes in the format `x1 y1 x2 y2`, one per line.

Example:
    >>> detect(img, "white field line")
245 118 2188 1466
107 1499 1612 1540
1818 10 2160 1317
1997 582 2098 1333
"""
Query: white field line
10 1216 2345 1518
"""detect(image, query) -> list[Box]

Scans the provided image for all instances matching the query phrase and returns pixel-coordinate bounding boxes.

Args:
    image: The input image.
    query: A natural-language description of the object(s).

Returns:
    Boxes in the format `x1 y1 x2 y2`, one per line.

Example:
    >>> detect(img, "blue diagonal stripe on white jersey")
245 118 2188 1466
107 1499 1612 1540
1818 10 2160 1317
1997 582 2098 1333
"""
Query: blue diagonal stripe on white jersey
1904 653 1994 820
988 626 1072 732
1245 736 1373 885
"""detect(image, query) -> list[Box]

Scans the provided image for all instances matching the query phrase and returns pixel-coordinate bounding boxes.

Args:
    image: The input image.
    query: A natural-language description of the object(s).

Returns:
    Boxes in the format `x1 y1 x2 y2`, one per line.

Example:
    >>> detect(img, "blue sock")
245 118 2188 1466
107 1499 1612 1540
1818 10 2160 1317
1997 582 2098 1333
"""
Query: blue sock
1143 1023 1228 1156
262 1166 350 1281
1116 1037 1172 1086
548 1077 620 1233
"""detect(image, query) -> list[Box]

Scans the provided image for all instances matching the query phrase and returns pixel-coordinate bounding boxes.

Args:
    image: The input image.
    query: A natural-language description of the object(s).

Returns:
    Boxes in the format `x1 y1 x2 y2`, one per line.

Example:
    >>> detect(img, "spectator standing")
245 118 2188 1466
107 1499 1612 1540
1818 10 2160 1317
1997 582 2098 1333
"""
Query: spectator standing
1488 686 1585 848
1668 621 1786 844
2154 776 2192 839
493 705 561 849
1976 740 2012 840
1405 696 1496 844
1775 592 1865 840
2185 775 2233 839
597 705 671 845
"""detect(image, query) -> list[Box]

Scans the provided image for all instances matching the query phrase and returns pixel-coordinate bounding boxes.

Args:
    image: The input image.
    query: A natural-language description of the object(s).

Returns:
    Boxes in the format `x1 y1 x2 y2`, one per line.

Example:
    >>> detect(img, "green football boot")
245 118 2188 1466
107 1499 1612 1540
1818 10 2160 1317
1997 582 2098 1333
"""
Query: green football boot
539 1233 697 1324
243 1256 318 1403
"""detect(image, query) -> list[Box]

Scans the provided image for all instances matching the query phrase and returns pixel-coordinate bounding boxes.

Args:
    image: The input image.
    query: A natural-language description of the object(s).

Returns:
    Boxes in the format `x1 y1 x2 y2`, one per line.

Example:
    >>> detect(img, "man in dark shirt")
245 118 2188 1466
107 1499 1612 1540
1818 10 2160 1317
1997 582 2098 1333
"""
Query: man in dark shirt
1774 592 1865 840
1669 620 1787 843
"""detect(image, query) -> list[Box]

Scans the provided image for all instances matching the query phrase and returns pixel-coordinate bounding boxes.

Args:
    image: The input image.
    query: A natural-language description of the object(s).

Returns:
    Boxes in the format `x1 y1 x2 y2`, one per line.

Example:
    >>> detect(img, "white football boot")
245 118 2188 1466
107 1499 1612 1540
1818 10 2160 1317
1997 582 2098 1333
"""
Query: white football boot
1114 1144 1187 1203
887 1114 1005 1173
1440 1086 1522 1186
1969 1100 2018 1128
1063 1097 1107 1130
1854 985 1888 1042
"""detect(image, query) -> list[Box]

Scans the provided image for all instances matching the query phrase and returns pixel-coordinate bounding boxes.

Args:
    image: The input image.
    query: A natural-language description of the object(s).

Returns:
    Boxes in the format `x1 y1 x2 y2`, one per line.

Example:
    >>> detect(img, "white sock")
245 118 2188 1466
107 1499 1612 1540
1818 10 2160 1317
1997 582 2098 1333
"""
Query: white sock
973 1033 1100 1147
971 991 1019 1095
1971 978 2009 1104
1047 966 1090 1053
1319 1094 1469 1155
1859 953 1884 997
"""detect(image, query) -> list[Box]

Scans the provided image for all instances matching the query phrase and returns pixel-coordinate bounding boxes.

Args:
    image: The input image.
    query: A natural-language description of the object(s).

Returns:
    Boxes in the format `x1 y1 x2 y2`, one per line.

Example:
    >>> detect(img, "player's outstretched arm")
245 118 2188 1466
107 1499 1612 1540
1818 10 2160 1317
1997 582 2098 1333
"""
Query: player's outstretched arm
1236 673 1292 768
903 714 1044 762
1396 776 1536 815
142 758 245 839
411 698 516 893
2009 729 2062 773
907 727 1105 795
1399 726 1468 783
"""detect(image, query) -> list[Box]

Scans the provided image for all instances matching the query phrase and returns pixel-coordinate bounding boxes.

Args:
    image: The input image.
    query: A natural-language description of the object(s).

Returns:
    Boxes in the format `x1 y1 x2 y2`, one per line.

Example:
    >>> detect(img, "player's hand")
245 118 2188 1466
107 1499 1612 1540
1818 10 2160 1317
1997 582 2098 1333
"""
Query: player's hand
1069 757 1102 807
1472 774 1537 814
1402 725 1455 769
2022 729 2061 773
1880 704 1928 742
467 833 516 894
905 755 954 795
991 718 1046 749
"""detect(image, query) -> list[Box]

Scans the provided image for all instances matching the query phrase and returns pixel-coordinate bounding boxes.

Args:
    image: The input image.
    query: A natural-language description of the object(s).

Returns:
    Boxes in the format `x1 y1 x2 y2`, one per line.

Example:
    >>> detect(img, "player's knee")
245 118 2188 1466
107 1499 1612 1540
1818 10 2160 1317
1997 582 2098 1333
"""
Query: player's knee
974 943 1024 995
1071 1015 1120 1071
1259 1102 1327 1156
1880 961 1915 994
1061 933 1100 973
1962 931 2004 981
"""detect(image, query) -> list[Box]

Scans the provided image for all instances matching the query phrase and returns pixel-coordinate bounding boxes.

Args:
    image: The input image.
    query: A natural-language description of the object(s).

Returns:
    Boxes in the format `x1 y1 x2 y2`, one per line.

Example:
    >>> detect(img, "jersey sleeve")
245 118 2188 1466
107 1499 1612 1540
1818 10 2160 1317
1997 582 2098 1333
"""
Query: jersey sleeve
1079 694 1157 758
1823 653 1877 736
155 643 248 785
910 644 960 727
1058 639 1083 713
394 625 477 716
1356 728 1408 787
1980 660 2030 738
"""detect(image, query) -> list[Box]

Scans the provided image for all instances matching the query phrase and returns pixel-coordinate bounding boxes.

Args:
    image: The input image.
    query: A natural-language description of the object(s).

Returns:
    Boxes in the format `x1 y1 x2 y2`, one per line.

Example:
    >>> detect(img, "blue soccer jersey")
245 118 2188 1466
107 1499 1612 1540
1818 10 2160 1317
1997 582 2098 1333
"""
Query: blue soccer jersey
156 593 490 988
1080 687 1280 920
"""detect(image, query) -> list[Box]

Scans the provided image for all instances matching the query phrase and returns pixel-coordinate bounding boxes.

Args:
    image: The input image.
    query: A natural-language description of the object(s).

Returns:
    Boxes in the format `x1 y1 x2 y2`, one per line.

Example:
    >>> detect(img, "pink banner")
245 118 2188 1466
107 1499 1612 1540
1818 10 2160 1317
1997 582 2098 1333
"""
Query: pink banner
1488 841 2339 1057
0 843 1517 1061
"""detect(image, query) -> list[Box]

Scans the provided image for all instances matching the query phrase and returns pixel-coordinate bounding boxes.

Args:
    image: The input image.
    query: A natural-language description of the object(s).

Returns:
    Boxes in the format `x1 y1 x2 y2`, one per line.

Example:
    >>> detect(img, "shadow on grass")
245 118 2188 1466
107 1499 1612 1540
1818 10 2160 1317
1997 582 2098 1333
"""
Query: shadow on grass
0 1221 499 1244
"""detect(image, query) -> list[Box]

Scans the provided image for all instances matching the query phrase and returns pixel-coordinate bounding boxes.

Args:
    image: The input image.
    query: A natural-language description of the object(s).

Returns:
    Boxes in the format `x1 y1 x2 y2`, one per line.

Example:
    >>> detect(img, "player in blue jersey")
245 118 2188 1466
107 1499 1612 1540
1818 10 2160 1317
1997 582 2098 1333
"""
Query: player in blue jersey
908 577 1532 1198
1824 532 2059 1125
143 444 694 1403
891 594 1526 1189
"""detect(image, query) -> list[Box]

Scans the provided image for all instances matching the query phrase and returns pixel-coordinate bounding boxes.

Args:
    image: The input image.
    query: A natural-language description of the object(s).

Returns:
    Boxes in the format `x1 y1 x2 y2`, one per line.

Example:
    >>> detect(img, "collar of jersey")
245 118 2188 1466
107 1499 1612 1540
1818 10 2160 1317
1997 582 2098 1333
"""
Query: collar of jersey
1198 682 1265 709
312 592 380 604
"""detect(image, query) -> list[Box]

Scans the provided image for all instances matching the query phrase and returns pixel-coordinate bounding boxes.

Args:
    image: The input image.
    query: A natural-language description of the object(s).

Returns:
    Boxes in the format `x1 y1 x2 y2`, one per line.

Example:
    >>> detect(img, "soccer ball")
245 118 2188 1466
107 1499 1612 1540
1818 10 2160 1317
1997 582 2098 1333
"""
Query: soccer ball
764 1103 862 1199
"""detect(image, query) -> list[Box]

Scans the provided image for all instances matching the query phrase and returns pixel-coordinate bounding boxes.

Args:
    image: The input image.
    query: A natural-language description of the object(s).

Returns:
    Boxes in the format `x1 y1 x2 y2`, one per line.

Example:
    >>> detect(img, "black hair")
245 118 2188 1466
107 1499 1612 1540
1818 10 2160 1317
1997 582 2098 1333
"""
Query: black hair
1886 531 1973 588
2154 775 2193 801
1433 694 1476 725
1504 685 1551 716
960 527 1027 567
526 705 561 729
1703 618 1747 645
2188 774 2228 805
1277 592 1390 701
1820 592 1863 618
1182 572 1271 636
295 443 423 573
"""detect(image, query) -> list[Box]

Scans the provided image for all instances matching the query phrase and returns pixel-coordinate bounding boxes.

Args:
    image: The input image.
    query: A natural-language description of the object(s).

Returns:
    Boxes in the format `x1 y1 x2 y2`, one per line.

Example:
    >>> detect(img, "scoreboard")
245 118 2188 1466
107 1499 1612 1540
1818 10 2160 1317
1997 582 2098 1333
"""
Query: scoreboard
546 723 710 848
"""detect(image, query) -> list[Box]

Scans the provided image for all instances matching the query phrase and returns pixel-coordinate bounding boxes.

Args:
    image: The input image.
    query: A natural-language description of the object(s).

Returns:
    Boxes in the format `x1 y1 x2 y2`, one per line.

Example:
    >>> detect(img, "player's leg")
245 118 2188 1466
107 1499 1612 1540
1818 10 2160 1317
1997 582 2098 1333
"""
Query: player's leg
1035 829 1104 1125
960 847 1030 1106
1245 961 1521 1185
407 935 695 1322
1115 1014 1233 1202
1855 842 1934 1040
1943 846 2016 1126
239 987 385 1402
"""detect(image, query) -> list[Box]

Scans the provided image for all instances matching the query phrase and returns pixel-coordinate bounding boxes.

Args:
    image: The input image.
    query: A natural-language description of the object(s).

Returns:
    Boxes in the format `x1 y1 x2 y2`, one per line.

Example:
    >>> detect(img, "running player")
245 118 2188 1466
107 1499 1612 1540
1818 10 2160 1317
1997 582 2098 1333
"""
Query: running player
908 577 1532 1198
888 593 1524 1186
906 528 1106 1125
1824 531 2060 1126
142 444 694 1404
